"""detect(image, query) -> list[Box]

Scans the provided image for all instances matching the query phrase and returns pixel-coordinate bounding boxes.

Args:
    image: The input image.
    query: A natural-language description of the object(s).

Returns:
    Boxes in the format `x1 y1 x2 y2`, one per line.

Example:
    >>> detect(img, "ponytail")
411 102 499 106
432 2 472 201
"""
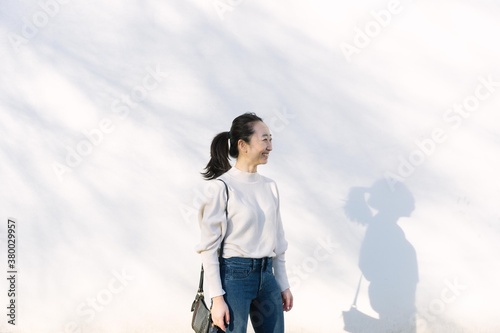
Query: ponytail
201 131 231 180
201 112 263 180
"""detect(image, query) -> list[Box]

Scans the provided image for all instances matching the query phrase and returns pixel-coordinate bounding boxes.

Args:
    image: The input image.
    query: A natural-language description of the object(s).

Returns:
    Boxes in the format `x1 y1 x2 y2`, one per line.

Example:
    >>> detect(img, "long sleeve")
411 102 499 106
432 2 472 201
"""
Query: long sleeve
195 180 228 297
271 182 290 291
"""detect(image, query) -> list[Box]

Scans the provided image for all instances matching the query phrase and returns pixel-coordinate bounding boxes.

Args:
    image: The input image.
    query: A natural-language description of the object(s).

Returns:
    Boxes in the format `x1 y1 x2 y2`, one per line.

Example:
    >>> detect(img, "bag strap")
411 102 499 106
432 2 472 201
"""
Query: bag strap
197 265 205 294
351 274 363 308
198 179 229 294
217 179 229 257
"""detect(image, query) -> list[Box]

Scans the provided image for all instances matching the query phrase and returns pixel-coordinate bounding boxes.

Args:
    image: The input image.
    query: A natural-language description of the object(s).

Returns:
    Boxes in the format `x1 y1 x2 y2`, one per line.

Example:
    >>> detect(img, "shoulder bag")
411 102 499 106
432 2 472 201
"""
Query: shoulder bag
191 179 228 333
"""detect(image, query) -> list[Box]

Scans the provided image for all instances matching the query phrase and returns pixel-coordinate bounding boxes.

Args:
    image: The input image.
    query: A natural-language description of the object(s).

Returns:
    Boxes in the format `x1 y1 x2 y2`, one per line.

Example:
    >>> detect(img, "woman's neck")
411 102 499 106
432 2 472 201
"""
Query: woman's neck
235 160 258 173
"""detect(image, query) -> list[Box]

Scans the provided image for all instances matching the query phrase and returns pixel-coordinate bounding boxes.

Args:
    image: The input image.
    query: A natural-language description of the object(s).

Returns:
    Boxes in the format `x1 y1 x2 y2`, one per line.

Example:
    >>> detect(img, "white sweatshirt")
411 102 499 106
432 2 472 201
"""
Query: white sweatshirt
195 167 290 297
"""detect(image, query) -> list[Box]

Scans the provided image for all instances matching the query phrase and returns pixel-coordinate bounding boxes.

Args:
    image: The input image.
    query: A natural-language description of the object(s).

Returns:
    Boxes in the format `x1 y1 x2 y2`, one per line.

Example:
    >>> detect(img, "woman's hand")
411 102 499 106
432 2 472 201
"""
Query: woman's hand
281 288 293 312
211 296 230 331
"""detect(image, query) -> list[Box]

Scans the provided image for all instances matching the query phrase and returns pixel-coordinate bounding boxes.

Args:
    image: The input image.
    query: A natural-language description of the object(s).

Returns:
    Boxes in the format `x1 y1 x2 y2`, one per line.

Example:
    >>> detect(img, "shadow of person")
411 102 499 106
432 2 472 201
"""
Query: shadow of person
343 179 418 333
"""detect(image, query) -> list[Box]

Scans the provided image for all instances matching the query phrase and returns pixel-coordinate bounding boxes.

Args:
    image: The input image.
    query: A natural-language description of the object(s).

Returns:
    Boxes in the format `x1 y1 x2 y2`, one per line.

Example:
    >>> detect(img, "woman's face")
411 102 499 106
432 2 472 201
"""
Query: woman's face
241 121 273 166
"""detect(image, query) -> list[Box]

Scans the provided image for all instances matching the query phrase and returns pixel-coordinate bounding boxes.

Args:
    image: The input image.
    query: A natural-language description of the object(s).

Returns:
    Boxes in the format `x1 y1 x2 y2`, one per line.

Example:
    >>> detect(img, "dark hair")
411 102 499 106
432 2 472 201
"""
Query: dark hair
201 113 263 180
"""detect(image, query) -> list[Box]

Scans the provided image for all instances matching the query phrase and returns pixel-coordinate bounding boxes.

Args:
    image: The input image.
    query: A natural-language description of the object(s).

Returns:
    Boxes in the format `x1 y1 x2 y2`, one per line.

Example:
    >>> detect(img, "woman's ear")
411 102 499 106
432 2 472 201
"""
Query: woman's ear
238 139 247 154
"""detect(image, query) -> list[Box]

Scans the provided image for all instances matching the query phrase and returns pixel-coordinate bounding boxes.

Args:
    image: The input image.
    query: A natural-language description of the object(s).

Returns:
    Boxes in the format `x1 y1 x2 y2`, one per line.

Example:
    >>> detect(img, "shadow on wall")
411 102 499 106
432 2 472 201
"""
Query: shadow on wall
342 179 418 333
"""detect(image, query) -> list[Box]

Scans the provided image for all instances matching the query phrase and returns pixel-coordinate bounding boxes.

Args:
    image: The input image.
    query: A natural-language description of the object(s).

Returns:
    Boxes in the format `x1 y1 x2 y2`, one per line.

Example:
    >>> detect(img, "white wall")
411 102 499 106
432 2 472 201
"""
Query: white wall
1 1 499 332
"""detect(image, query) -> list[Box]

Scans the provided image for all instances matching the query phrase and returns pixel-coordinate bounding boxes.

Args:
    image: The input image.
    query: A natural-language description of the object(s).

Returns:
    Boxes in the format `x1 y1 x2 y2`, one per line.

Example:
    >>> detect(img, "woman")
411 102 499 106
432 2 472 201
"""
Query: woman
196 113 293 333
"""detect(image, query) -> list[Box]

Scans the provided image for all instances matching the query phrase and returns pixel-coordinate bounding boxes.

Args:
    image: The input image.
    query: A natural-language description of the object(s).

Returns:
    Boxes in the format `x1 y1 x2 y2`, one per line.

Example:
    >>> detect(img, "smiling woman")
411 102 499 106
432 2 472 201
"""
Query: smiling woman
196 113 293 333
201 113 260 180
234 121 273 172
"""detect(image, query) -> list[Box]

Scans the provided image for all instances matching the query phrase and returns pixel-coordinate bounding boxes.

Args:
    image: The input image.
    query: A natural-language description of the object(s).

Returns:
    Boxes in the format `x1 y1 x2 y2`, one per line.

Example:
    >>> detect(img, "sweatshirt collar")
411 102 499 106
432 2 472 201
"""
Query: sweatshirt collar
228 166 261 183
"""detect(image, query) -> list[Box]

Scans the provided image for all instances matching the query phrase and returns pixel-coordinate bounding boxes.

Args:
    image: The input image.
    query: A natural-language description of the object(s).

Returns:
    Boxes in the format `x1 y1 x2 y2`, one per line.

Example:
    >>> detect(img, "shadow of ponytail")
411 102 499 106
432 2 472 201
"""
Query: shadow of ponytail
344 187 372 226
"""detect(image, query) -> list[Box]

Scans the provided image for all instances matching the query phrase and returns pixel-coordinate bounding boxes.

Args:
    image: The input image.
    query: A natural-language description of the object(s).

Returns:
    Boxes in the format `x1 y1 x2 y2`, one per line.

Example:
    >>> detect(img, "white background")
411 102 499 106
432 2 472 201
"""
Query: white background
1 0 499 332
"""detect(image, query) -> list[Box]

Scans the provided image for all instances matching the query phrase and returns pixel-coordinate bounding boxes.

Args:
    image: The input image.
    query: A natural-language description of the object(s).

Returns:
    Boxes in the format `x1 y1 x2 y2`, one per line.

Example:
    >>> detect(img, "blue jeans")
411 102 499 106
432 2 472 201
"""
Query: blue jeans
220 257 284 333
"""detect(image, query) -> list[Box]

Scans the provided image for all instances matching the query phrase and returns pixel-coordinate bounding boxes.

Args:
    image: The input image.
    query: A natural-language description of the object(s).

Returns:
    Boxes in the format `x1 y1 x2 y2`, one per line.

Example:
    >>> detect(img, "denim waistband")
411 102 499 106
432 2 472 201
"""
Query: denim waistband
220 257 273 269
